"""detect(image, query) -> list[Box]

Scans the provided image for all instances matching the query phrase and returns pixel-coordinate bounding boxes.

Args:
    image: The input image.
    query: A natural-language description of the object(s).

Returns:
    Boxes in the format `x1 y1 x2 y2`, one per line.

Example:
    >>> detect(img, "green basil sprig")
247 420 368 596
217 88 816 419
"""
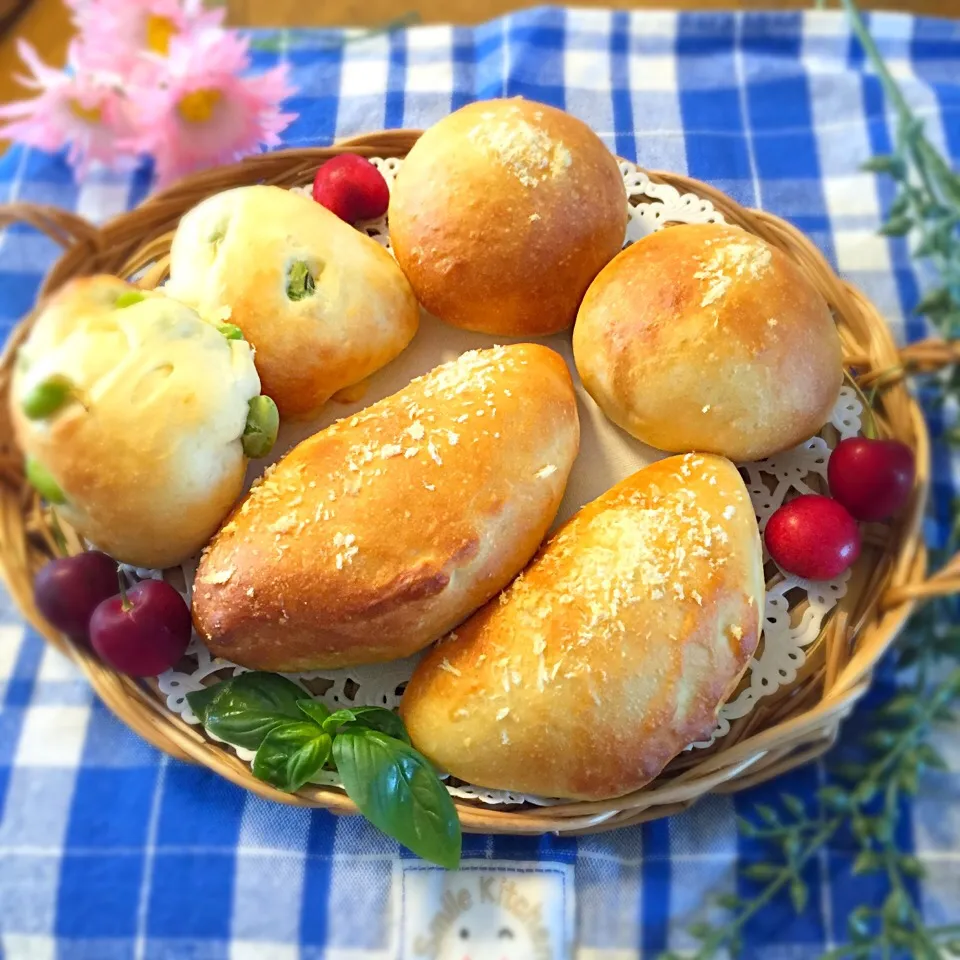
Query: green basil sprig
187 672 460 868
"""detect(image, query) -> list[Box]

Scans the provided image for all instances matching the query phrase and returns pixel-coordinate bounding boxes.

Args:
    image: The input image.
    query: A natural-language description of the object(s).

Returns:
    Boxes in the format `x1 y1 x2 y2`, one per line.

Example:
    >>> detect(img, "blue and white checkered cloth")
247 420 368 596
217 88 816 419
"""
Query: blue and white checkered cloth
1 7 959 958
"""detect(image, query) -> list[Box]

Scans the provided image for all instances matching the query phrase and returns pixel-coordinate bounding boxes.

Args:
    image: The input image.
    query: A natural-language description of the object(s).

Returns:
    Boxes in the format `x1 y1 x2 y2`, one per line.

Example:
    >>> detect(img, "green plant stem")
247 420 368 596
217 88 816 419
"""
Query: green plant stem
840 0 911 121
882 847 939 959
690 819 842 959
675 670 960 960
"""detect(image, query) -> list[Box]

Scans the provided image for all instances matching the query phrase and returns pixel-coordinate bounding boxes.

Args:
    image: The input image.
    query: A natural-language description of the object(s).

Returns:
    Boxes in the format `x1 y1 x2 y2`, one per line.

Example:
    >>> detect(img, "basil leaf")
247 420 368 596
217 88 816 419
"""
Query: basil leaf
297 698 332 726
322 706 410 743
252 721 332 792
333 729 460 868
185 684 223 723
201 672 306 749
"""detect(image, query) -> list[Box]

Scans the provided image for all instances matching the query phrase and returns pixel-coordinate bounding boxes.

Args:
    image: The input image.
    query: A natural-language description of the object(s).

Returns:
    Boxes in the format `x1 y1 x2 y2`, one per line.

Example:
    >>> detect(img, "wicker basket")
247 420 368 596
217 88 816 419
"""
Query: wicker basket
1 131 958 836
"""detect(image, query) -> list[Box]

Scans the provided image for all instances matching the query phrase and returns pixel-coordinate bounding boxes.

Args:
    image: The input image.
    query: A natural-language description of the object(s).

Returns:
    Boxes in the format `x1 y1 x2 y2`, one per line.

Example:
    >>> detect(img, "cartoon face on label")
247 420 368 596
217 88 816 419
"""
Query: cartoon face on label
437 908 536 960
401 863 571 960
396 859 575 960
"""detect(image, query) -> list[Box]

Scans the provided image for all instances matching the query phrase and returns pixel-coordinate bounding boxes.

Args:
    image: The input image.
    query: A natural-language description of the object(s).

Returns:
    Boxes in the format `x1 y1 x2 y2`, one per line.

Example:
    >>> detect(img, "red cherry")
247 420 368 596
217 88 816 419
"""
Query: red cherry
765 495 861 580
312 154 390 223
33 551 118 641
90 579 192 677
827 437 915 522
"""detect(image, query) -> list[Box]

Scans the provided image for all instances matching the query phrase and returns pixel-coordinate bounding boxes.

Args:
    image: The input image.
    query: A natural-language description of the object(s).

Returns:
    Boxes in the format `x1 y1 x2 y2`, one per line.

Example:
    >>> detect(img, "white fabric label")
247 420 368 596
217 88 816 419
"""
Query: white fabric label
395 860 575 960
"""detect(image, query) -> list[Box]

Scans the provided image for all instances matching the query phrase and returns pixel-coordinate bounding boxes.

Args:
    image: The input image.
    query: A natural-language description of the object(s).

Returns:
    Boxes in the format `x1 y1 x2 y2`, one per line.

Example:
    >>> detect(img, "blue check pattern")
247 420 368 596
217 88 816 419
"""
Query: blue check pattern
0 8 958 958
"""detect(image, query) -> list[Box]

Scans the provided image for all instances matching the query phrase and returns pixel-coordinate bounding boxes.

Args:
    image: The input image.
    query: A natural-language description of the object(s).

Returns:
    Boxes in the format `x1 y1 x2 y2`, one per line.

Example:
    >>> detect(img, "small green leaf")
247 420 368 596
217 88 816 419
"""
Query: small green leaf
899 763 920 795
852 781 877 805
715 893 741 910
873 815 894 844
862 154 903 176
848 906 873 940
688 922 713 940
115 290 145 308
200 672 306 750
218 323 244 340
736 815 758 837
252 721 332 791
852 851 879 875
917 742 948 771
914 231 941 258
889 193 910 217
865 730 897 750
755 804 779 826
781 794 806 818
898 854 925 878
881 692 919 716
915 287 952 315
25 457 66 504
185 684 223 722
789 878 809 913
782 833 801 862
742 863 779 881
323 706 410 743
818 787 850 812
831 762 866 782
287 260 316 301
879 215 913 237
296 698 331 726
883 889 910 924
333 728 461 868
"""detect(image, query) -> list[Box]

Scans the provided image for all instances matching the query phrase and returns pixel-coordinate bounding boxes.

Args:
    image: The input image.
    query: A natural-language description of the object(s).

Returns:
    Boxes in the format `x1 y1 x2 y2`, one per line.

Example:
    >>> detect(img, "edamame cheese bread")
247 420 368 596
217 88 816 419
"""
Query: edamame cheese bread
11 276 268 569
166 185 420 420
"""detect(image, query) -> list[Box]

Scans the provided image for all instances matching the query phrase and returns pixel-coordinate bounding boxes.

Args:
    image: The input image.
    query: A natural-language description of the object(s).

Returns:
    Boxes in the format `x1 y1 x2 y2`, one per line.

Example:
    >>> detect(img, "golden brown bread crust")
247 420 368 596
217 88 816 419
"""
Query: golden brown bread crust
167 185 420 420
572 223 842 462
400 454 764 801
193 344 580 670
388 98 628 336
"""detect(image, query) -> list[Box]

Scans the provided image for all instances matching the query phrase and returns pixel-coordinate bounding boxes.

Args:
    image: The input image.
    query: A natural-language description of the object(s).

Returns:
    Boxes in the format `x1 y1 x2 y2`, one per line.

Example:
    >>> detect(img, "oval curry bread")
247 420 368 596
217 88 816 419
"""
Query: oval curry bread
400 454 764 801
192 344 580 670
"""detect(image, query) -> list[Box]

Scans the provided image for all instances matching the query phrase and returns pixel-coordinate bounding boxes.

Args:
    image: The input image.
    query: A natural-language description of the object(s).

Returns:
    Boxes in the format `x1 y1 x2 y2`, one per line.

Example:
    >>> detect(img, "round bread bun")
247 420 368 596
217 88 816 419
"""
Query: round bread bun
572 223 843 462
166 185 420 420
388 98 628 336
11 276 262 569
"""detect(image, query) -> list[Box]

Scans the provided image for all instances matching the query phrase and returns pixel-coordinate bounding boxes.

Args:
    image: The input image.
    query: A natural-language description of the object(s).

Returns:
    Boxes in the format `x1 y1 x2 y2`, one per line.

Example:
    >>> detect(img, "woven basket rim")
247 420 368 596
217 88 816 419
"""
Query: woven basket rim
0 129 952 835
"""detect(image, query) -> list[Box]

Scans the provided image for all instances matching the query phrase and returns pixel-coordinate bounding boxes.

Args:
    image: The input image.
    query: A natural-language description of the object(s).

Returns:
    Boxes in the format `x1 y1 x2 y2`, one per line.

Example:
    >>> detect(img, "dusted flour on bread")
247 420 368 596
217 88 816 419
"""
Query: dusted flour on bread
389 98 628 336
401 454 764 801
573 222 842 462
193 343 580 671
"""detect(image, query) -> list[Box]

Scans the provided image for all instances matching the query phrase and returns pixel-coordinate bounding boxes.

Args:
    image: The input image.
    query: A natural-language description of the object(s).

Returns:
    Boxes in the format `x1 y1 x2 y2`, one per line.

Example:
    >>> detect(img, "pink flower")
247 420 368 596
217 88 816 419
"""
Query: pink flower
0 39 138 177
69 0 225 76
126 30 295 189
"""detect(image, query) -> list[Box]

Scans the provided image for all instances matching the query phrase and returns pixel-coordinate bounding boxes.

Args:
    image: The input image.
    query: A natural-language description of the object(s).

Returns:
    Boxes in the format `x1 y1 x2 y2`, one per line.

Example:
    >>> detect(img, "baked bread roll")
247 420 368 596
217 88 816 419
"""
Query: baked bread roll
11 276 262 569
388 98 627 336
193 343 580 670
400 454 764 801
166 185 419 419
573 223 842 462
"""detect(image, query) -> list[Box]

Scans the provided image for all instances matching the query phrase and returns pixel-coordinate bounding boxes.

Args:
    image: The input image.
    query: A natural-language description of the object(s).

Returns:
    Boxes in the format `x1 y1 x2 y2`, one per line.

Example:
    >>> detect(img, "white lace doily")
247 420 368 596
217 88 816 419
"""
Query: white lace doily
153 158 861 807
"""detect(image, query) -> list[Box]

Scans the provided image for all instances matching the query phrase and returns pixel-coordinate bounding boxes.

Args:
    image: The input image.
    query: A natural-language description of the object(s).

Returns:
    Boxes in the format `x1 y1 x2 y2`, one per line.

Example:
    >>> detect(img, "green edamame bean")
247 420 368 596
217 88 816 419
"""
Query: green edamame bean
242 396 279 459
218 323 244 340
25 457 66 504
22 375 73 420
286 261 315 301
115 290 145 308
